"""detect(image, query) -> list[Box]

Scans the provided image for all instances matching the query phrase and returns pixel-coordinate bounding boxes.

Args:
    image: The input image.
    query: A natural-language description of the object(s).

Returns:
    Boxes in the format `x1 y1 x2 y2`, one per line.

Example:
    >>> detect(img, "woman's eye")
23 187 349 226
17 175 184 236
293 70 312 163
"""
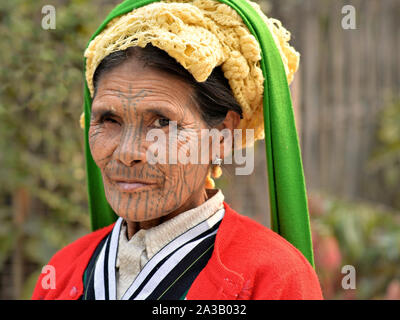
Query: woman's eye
154 117 170 128
102 116 119 125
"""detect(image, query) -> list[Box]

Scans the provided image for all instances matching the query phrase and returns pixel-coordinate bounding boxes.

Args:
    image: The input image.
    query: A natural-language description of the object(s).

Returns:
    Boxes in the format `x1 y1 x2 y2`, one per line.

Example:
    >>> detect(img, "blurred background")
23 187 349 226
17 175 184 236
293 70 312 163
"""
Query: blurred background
0 0 399 299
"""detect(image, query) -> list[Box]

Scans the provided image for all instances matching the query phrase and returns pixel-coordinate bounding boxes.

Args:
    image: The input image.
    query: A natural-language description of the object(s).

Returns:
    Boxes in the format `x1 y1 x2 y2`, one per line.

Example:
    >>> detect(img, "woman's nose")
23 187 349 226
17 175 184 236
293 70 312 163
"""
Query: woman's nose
115 126 146 167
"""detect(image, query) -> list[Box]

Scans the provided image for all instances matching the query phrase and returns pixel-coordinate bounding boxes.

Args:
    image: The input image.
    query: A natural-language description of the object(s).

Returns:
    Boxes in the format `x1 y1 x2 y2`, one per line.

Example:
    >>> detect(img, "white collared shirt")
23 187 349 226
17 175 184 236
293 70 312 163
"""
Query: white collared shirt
115 189 224 299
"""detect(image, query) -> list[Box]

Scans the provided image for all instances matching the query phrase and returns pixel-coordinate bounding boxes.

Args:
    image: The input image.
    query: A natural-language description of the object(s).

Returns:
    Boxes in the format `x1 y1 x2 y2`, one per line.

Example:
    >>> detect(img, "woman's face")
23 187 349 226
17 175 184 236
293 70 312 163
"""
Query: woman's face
89 57 214 222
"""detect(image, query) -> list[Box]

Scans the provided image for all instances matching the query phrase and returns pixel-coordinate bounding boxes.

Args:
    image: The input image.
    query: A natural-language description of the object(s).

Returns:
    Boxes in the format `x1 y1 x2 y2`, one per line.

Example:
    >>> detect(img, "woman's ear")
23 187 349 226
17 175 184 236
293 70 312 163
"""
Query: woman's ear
219 110 241 132
214 110 241 160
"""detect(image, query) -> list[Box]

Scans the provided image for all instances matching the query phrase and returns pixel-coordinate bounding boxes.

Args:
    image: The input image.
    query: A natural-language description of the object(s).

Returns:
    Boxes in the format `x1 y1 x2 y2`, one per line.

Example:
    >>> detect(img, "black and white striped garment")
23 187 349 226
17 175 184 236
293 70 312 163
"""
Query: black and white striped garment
81 208 224 300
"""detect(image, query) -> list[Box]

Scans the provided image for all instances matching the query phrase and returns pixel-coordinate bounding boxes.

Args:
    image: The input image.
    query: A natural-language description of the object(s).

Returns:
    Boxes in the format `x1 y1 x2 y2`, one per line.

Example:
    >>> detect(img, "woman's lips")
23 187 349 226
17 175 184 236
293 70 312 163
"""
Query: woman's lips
110 178 156 193
106 175 157 192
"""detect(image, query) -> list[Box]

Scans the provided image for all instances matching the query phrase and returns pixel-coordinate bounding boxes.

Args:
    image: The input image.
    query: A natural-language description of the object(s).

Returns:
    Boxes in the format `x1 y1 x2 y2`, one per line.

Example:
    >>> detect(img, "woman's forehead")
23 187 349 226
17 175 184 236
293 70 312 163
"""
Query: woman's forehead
92 63 196 114
95 59 191 95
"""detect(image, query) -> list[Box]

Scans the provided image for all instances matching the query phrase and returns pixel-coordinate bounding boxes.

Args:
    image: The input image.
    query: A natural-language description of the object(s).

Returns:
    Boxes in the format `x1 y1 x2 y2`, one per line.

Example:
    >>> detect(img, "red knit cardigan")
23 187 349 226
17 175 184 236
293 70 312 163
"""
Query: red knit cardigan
32 202 323 300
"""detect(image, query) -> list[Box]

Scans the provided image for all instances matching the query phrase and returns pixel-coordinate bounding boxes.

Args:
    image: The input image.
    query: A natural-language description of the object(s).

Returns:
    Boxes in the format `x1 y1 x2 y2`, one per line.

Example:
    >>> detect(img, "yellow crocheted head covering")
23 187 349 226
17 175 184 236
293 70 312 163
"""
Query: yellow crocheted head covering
83 0 299 149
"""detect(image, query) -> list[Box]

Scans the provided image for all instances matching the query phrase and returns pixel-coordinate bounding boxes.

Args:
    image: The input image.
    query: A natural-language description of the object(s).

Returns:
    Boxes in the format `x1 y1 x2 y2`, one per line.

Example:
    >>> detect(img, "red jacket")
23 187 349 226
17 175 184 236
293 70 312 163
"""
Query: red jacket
32 202 323 300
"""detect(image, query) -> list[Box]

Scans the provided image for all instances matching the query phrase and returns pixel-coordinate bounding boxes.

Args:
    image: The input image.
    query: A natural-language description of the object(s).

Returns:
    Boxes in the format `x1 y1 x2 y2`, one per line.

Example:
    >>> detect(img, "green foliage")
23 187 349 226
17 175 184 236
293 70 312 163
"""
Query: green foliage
0 0 120 298
310 193 400 299
367 98 400 209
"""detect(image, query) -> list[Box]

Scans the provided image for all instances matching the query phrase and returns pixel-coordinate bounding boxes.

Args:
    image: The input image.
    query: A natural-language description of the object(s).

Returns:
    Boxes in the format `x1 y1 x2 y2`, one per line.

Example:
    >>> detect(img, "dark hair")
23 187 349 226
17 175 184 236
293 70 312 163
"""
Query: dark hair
93 44 243 127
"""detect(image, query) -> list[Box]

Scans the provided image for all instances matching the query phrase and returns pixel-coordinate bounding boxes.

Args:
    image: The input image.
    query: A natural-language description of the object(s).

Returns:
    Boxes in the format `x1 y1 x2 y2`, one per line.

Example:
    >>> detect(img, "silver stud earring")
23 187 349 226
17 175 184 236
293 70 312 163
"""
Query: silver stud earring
212 157 223 166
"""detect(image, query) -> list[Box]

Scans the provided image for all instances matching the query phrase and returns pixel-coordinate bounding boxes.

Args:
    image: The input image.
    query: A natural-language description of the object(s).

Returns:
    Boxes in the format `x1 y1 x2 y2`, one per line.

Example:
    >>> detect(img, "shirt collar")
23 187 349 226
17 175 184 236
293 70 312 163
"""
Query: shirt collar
118 189 224 262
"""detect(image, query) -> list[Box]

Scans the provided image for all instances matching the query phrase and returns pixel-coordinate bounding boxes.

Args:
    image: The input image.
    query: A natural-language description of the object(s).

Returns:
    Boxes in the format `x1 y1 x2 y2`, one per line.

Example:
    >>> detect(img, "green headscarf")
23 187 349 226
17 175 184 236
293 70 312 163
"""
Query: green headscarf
82 0 315 268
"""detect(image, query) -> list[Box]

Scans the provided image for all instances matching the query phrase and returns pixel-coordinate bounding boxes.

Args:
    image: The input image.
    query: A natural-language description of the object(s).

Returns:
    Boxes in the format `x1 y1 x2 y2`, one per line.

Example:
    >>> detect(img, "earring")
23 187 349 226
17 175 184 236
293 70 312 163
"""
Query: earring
212 157 223 166
211 157 222 179
205 157 223 189
205 174 215 189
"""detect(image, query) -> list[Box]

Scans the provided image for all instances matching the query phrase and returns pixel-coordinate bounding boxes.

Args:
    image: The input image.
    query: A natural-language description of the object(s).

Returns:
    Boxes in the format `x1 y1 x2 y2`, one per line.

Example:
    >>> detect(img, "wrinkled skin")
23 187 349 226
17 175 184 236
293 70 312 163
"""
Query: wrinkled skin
89 57 239 238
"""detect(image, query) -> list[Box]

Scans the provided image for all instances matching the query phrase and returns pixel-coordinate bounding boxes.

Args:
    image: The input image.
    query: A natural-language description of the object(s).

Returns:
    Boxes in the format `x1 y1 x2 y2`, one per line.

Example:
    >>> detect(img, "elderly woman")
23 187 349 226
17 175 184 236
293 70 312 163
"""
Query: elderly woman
32 0 322 300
